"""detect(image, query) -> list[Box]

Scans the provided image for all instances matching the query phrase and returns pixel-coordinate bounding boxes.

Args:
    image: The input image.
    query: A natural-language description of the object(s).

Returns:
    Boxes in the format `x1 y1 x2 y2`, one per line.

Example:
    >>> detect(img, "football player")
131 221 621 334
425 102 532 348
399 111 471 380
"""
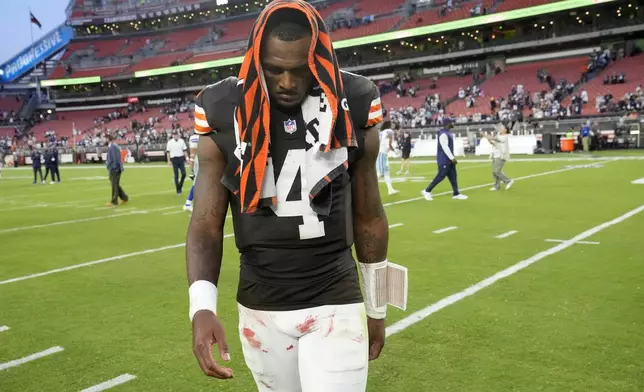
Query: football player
186 2 392 391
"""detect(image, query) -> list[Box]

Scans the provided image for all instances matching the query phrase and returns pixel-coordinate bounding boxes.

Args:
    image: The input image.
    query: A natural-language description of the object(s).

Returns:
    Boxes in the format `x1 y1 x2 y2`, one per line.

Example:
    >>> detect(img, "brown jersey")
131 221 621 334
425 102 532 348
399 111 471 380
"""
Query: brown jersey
195 71 382 311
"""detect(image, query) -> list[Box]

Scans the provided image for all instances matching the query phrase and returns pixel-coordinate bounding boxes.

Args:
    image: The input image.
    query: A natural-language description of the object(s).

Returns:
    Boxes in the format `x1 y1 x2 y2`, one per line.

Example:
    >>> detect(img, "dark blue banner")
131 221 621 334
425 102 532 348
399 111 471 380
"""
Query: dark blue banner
0 25 73 83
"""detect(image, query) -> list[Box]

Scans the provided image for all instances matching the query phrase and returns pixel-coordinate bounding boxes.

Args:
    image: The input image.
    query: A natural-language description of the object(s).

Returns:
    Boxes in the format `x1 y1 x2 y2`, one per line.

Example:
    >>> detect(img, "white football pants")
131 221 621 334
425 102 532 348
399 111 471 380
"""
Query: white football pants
238 302 369 392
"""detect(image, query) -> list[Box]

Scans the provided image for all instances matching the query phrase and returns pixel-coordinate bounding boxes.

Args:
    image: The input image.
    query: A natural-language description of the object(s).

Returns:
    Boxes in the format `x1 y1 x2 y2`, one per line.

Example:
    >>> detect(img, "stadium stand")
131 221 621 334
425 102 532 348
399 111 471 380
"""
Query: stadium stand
446 57 589 116
51 0 561 79
0 96 24 113
565 54 644 114
4 0 642 152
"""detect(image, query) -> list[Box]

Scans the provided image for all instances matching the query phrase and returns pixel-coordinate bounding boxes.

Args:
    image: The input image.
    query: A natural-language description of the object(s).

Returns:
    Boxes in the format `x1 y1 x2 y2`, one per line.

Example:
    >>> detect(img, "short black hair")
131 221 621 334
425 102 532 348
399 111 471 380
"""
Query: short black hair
264 8 311 42
381 120 392 130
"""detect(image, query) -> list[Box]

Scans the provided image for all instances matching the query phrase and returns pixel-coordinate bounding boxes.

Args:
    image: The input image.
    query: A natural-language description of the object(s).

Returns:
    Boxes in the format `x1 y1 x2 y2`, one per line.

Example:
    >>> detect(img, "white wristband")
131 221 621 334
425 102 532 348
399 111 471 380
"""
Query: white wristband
189 280 218 321
358 260 388 319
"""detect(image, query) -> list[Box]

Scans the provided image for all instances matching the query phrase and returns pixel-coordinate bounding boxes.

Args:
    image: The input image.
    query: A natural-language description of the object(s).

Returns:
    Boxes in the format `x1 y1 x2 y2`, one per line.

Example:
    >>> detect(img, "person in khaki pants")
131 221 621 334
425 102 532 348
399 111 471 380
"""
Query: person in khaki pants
105 134 129 207
487 123 514 191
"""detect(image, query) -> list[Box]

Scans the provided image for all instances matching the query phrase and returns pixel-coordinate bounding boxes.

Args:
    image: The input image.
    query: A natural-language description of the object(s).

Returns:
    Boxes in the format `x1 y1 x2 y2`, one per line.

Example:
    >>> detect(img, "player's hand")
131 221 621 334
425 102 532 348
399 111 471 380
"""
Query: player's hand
168 162 172 167
367 317 385 361
452 159 458 164
192 310 234 379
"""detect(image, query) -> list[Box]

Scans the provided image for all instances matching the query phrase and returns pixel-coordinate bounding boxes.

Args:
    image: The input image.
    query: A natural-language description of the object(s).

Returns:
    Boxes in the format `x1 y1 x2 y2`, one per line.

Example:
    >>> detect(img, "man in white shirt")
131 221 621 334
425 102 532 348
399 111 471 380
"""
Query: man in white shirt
377 121 399 196
166 131 189 195
486 123 513 191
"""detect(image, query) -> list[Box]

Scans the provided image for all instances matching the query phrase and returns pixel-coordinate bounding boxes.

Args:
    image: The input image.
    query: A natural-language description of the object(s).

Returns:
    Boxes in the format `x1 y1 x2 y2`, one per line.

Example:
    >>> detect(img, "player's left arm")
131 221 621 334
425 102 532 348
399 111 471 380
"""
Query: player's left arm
352 126 388 361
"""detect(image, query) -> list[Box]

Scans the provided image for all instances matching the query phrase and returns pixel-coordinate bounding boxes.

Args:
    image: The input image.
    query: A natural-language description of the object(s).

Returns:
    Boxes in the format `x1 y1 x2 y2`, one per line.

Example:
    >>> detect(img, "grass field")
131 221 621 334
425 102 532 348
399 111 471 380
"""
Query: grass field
1 152 644 392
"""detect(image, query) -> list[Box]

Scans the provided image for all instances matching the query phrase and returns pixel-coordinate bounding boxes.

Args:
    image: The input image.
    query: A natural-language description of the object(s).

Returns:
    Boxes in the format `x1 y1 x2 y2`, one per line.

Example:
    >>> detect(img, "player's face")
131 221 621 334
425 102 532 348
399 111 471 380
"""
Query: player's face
261 35 314 109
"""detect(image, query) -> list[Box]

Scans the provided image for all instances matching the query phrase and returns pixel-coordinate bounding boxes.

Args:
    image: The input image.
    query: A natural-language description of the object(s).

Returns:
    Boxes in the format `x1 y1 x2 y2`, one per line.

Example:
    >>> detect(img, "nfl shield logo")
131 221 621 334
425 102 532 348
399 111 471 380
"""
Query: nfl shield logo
284 119 297 134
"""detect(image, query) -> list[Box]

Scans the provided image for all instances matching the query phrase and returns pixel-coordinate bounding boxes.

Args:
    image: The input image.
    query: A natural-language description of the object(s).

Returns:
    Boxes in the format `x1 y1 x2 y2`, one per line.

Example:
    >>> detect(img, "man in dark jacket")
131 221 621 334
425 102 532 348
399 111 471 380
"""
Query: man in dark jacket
31 147 44 184
43 146 60 184
106 134 129 206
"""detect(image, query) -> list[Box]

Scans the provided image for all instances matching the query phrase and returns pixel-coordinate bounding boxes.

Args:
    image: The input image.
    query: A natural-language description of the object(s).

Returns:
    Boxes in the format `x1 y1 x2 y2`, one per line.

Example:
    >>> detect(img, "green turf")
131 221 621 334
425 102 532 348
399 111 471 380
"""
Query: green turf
1 153 643 391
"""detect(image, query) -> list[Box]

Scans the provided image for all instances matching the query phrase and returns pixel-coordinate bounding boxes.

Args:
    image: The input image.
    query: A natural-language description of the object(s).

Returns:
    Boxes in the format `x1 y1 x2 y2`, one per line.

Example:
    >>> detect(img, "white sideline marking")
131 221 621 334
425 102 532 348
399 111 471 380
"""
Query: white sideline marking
0 206 182 235
495 230 518 239
385 204 644 337
545 239 600 245
0 165 593 285
0 346 64 371
0 234 235 286
94 206 136 211
0 212 134 234
389 223 404 229
433 226 457 234
632 178 644 184
162 210 186 215
80 373 137 392
0 325 9 332
0 204 50 212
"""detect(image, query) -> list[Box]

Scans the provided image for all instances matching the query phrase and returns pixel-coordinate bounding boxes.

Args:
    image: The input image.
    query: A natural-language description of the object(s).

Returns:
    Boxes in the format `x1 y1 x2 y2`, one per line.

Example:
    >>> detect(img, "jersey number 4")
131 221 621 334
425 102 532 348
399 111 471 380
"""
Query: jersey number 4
270 149 325 240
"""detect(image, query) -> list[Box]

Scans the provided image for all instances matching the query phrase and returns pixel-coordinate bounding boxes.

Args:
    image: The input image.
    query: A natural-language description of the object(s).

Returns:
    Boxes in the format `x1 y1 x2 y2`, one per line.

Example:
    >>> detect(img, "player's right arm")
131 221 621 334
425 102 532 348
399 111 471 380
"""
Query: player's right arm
185 134 233 380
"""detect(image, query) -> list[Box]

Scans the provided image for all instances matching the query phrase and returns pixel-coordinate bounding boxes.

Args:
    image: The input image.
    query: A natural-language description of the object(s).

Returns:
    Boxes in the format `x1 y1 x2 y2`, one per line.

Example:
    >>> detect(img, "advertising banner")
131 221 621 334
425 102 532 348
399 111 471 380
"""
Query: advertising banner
0 25 73 83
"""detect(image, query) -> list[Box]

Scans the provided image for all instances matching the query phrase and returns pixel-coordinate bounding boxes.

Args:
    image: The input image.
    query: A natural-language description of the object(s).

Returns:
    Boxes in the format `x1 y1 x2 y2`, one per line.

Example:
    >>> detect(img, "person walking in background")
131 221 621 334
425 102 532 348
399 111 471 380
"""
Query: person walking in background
421 119 468 201
106 134 129 207
487 122 514 191
581 121 591 154
378 120 399 195
31 147 44 184
183 132 200 212
397 127 412 175
166 131 189 195
43 147 55 184
51 147 61 183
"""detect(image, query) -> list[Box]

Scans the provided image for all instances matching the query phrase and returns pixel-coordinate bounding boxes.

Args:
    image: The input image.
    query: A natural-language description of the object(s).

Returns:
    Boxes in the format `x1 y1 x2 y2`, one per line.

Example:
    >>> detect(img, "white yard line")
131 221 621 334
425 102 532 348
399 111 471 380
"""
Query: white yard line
545 239 600 245
80 374 137 392
162 210 186 216
0 204 50 213
385 204 644 337
0 234 235 286
389 223 404 229
0 346 64 371
0 212 134 235
0 206 184 235
458 163 491 171
495 230 518 239
433 226 458 234
9 189 176 210
0 325 9 332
